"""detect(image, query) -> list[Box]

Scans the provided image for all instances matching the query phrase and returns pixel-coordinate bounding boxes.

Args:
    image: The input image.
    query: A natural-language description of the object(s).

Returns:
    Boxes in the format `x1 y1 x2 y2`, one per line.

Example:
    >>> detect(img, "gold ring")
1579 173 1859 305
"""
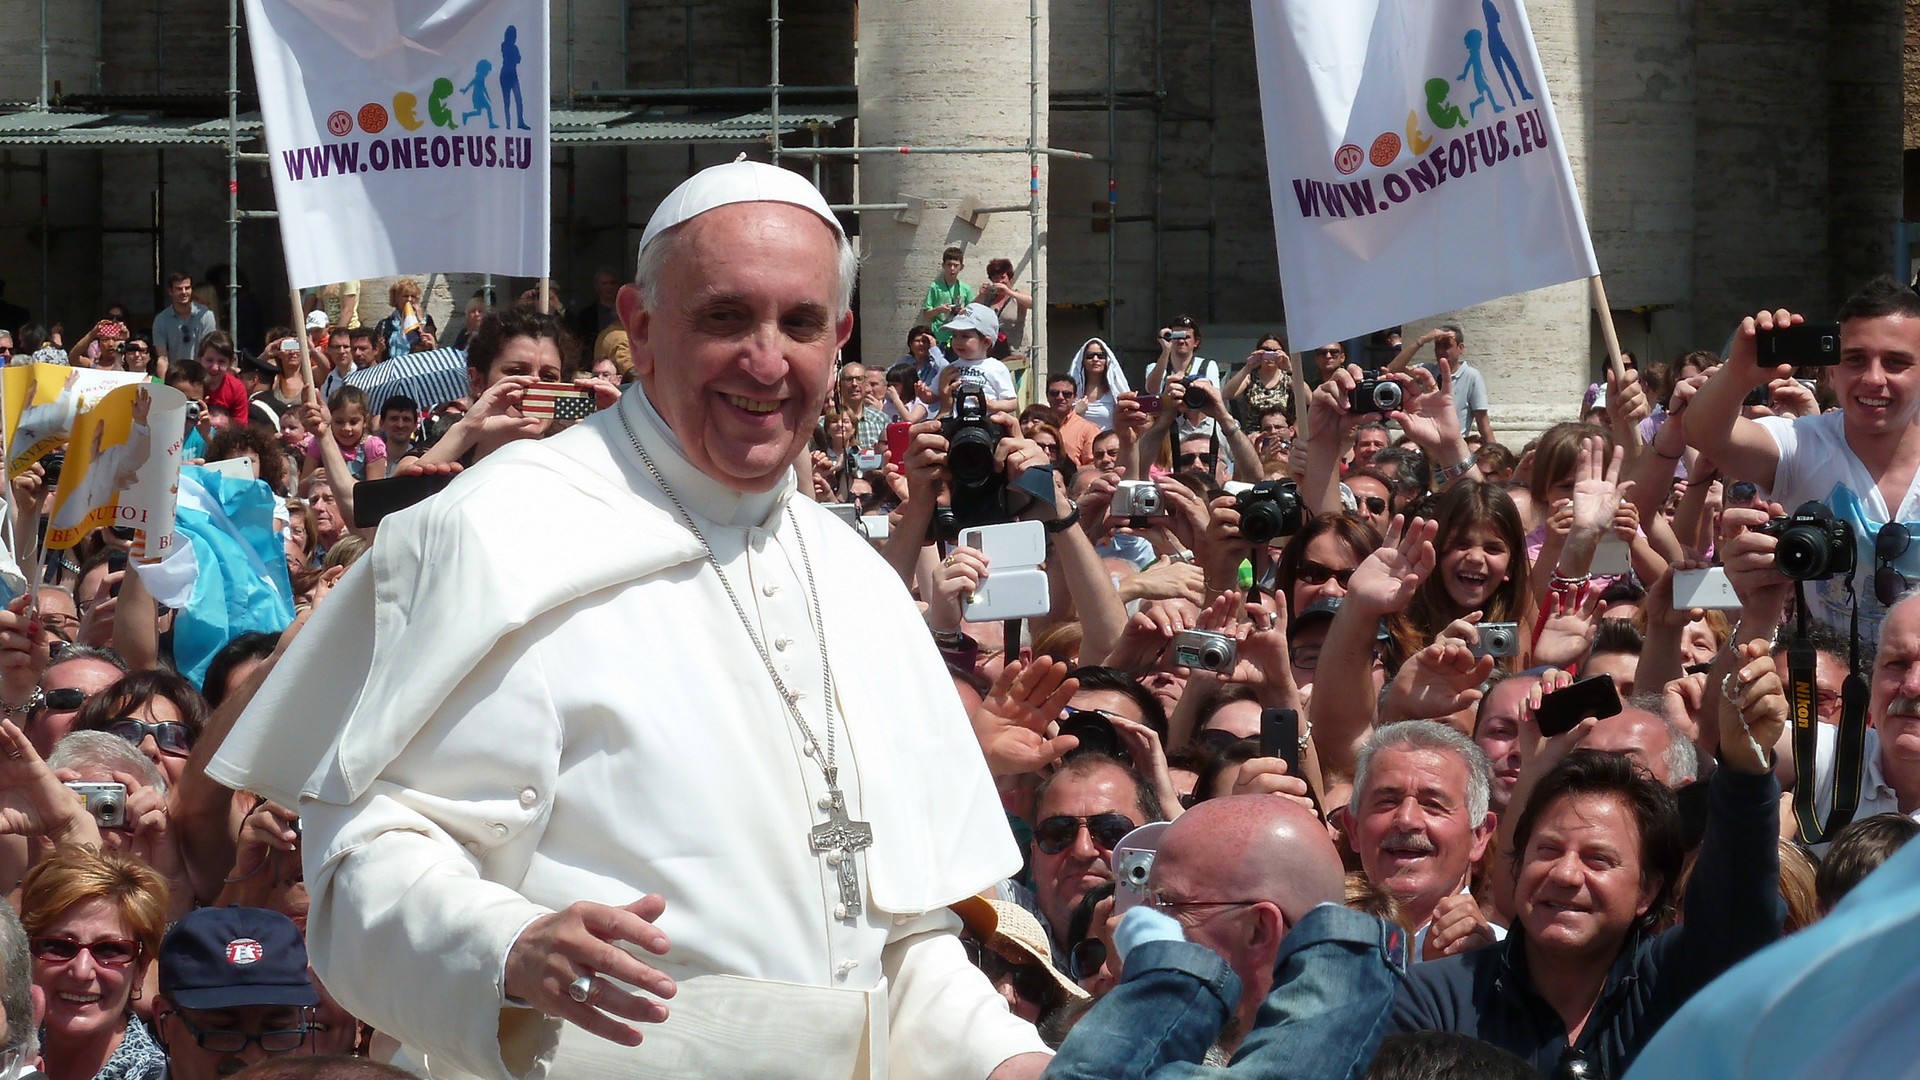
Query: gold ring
943 555 957 567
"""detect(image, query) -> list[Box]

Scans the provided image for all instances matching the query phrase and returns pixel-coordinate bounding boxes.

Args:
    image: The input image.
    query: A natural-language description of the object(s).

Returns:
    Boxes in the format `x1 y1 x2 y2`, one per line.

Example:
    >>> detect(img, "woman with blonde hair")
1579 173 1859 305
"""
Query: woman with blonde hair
22 845 169 1080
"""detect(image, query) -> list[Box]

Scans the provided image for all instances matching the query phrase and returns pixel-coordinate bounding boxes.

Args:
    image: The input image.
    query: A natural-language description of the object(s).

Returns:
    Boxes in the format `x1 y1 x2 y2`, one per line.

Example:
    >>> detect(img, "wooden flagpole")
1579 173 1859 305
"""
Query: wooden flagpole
1589 275 1627 382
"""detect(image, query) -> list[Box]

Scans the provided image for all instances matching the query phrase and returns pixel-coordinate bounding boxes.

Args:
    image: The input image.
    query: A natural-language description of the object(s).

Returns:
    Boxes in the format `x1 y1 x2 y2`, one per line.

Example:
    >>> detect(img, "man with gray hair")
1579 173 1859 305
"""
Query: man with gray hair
1588 696 1698 789
1344 721 1502 961
208 160 1052 1080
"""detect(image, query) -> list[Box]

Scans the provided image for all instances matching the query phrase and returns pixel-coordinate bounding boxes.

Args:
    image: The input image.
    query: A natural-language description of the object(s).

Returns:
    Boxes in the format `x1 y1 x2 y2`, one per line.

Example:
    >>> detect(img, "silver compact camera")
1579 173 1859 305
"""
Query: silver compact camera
1472 622 1521 659
1110 479 1162 519
853 450 885 472
1171 629 1238 674
65 781 127 829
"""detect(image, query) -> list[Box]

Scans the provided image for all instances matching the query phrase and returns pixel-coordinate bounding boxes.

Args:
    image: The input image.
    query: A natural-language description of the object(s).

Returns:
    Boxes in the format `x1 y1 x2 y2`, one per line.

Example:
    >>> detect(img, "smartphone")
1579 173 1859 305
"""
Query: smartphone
351 472 456 528
1536 674 1622 737
1260 707 1301 777
1758 321 1841 366
1590 535 1631 577
958 521 1050 621
105 548 128 596
1672 566 1742 610
884 421 912 467
1135 393 1162 416
203 456 255 482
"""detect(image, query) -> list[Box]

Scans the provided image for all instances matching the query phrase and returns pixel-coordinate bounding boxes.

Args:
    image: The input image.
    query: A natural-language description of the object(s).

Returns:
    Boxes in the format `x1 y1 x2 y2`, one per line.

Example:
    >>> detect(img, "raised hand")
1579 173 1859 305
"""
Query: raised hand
1569 437 1630 537
1719 640 1786 776
972 659 1082 776
1531 583 1603 669
0 720 100 846
1384 638 1495 724
1344 515 1439 617
1423 892 1498 961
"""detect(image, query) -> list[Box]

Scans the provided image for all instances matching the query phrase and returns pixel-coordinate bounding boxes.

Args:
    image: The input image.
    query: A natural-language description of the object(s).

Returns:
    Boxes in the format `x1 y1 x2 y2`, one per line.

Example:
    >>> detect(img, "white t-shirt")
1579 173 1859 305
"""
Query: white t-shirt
1758 411 1920 644
945 356 1016 404
1145 355 1222 391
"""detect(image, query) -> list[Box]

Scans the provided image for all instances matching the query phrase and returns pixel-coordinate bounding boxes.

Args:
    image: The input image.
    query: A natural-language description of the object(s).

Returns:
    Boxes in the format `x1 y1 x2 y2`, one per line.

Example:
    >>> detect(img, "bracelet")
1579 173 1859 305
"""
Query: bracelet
1550 573 1591 591
1432 458 1475 485
1653 449 1682 460
1044 505 1082 534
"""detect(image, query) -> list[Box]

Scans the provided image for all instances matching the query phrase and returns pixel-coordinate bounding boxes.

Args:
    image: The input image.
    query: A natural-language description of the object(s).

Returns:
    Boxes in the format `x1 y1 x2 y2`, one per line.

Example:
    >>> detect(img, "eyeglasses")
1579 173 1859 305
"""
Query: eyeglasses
1318 347 1346 357
1876 522 1911 606
32 935 139 967
1176 452 1217 468
1146 890 1265 918
1068 937 1107 981
1032 813 1136 855
37 612 78 639
1296 560 1356 588
1084 351 1107 359
1046 389 1076 400
36 687 87 714
1035 442 1058 454
170 1009 313 1054
107 717 194 757
1358 497 1389 515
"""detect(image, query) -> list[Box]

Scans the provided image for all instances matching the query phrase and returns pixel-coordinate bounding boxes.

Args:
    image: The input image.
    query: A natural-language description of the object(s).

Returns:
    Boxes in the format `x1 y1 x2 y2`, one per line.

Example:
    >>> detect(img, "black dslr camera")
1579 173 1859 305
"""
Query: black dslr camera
934 387 1010 539
1235 479 1305 544
1350 373 1403 415
1759 500 1855 581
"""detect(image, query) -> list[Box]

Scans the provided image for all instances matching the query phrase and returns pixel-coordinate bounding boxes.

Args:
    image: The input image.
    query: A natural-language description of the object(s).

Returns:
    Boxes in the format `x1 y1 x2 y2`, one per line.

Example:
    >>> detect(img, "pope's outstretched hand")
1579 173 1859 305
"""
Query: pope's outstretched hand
505 895 679 1044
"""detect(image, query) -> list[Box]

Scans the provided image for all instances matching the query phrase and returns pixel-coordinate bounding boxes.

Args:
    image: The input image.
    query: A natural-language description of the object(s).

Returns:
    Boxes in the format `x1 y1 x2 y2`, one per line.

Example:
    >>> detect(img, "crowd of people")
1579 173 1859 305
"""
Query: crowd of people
0 164 1913 1079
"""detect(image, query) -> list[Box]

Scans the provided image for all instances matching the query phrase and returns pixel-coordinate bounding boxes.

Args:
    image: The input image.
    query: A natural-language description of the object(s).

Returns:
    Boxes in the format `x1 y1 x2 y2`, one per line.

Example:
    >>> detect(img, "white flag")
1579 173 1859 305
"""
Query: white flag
1252 0 1597 352
243 0 551 288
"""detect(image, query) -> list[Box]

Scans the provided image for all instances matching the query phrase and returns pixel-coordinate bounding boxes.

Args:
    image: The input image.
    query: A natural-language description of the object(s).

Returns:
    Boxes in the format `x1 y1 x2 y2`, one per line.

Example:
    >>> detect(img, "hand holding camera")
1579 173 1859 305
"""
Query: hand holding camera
0 720 104 848
1726 308 1809 385
1716 502 1793 618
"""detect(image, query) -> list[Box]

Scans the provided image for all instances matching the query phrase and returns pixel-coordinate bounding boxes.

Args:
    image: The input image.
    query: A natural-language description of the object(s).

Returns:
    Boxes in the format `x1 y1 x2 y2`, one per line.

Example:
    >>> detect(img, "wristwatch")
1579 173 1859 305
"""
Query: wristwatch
1044 505 1082 534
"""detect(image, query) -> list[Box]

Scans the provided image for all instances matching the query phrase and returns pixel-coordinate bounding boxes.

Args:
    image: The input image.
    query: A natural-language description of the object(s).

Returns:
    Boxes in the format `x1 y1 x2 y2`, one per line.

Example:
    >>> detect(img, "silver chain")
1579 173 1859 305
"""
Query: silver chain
617 408 840 781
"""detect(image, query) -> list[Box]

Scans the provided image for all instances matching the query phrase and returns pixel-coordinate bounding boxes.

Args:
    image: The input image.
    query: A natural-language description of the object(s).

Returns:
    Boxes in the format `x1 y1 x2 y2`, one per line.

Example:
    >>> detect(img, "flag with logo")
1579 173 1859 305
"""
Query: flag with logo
1252 0 1597 351
44 383 189 553
134 466 297 689
243 0 551 287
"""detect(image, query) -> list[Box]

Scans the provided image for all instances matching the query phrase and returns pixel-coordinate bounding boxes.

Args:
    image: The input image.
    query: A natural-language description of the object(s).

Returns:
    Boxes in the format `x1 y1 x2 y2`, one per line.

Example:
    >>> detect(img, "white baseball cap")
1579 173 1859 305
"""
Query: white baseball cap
944 303 1000 342
304 310 329 331
638 157 843 258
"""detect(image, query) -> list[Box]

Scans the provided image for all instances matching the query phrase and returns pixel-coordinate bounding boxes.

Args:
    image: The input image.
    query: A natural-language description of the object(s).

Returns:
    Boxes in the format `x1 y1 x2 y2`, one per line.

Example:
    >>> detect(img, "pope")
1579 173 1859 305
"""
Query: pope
206 161 1051 1079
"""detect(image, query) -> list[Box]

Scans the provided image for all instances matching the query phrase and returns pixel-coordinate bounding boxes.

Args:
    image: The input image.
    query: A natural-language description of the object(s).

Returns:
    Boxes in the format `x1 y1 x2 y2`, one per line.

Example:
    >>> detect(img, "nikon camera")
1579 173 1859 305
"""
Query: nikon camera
1759 501 1855 582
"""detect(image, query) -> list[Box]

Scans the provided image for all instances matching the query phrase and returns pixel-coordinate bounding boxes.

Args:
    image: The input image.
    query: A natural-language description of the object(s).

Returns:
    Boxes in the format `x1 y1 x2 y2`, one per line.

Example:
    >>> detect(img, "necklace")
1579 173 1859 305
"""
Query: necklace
618 408 873 918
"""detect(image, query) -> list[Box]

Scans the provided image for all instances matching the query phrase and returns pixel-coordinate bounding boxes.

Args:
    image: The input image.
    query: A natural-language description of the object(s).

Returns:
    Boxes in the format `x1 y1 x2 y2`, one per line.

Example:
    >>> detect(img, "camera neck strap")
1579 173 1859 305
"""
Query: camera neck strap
1789 579 1870 844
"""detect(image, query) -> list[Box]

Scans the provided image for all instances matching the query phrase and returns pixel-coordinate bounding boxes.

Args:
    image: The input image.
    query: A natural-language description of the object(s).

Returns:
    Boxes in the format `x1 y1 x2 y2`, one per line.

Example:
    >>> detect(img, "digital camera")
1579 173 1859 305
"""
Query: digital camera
1473 622 1521 659
1350 376 1403 415
852 450 884 472
1171 629 1238 674
1110 480 1161 519
1180 379 1214 412
65 781 127 829
941 388 1001 487
1759 500 1855 582
1235 479 1305 544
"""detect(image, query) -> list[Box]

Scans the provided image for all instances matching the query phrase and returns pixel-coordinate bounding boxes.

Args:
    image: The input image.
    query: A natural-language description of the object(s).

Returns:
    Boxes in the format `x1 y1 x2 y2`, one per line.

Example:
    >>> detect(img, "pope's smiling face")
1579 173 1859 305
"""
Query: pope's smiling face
621 202 853 493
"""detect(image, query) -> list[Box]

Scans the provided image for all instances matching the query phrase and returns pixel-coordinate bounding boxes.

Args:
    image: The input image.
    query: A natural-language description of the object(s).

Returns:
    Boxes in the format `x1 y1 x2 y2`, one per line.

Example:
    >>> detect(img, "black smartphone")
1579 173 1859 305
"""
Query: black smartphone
105 548 127 596
351 472 456 529
1536 674 1622 737
1758 321 1841 366
1260 707 1301 777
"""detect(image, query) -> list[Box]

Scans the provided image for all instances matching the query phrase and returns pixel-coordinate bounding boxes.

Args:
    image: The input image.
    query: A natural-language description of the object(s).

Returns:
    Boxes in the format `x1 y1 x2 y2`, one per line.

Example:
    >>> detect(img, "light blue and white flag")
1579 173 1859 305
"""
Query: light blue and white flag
134 466 295 688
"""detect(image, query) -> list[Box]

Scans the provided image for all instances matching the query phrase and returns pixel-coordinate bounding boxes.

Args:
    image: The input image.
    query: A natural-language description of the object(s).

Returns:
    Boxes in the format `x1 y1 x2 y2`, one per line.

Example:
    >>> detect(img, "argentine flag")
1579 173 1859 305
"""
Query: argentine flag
135 465 295 688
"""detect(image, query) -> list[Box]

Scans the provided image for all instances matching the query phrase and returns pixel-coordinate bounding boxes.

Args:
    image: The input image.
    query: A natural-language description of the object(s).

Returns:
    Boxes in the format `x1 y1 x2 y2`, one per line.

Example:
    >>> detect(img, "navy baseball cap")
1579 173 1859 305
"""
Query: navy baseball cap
159 907 319 1011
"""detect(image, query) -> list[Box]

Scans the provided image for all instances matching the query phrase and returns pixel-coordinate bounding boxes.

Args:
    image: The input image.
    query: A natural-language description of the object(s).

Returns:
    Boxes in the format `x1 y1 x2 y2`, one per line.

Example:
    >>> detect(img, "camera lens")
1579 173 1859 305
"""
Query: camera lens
1200 643 1230 668
1776 524 1831 580
947 427 998 485
1372 381 1404 411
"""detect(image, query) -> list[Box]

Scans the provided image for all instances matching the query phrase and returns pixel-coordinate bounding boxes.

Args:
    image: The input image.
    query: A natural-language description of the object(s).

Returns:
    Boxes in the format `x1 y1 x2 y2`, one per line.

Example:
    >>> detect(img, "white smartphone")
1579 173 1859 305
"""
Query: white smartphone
859 514 892 542
959 521 1050 621
1671 566 1742 611
203 457 255 481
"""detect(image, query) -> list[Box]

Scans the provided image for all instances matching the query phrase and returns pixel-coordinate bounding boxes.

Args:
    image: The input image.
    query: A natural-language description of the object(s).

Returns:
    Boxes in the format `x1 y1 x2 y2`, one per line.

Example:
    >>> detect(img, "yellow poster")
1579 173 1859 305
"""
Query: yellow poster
2 364 147 479
44 383 187 552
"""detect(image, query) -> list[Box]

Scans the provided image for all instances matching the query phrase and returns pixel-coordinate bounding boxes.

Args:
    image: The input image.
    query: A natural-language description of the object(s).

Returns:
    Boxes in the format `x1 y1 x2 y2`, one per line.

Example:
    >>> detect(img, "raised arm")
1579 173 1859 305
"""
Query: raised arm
1686 311 1804 490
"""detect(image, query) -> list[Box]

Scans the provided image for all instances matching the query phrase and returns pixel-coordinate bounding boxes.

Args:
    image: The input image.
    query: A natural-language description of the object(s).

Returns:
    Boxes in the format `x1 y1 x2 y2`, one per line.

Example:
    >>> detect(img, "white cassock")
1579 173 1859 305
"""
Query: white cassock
206 387 1044 1080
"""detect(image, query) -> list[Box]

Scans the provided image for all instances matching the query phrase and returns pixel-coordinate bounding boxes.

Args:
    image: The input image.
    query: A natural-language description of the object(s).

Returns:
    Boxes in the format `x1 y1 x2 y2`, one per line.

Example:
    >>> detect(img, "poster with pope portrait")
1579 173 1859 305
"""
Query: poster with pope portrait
2 364 148 479
43 383 188 555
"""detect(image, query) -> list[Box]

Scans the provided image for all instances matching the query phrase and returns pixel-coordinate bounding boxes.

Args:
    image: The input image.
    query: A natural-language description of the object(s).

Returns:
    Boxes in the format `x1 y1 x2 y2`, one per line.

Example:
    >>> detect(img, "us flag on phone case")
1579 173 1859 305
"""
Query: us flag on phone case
523 382 595 421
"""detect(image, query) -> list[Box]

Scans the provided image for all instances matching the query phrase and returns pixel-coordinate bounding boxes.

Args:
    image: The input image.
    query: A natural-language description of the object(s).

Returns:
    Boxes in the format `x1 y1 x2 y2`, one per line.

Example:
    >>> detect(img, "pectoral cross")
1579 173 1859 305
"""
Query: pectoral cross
809 781 874 918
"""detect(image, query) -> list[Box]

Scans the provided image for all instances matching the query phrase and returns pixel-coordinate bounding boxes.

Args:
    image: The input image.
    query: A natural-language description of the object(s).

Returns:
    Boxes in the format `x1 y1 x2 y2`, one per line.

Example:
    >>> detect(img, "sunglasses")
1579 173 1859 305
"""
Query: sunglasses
1296 560 1356 588
36 687 87 713
32 935 139 967
1047 389 1076 400
1032 812 1136 855
1177 452 1217 468
1068 937 1107 982
1084 352 1107 359
107 717 194 757
1876 522 1912 606
1359 497 1388 515
1318 347 1346 357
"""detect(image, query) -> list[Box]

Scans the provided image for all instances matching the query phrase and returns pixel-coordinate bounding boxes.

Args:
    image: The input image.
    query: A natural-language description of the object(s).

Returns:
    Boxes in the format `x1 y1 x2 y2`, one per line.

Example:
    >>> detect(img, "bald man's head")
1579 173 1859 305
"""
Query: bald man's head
1148 796 1344 1040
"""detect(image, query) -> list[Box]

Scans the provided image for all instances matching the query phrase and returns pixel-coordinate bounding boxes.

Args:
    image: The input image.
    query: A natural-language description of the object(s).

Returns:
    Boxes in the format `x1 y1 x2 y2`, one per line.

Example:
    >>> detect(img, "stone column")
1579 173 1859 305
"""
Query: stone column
856 0 1048 397
1408 0 1596 449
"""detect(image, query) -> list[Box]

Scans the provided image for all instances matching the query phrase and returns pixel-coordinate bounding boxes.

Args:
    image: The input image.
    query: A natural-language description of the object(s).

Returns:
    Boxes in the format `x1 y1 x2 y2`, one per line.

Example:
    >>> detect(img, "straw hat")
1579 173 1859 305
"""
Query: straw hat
951 894 1089 1003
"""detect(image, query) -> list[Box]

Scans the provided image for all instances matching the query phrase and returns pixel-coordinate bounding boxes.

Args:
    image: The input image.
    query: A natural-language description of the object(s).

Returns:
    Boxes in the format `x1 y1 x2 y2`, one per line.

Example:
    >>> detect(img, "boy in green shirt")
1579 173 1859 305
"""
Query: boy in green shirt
920 245 974 347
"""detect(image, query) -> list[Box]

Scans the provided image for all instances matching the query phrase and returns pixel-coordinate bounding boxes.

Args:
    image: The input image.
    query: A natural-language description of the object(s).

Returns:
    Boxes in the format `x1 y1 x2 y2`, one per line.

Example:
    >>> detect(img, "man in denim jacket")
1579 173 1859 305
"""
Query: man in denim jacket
1045 797 1405 1079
